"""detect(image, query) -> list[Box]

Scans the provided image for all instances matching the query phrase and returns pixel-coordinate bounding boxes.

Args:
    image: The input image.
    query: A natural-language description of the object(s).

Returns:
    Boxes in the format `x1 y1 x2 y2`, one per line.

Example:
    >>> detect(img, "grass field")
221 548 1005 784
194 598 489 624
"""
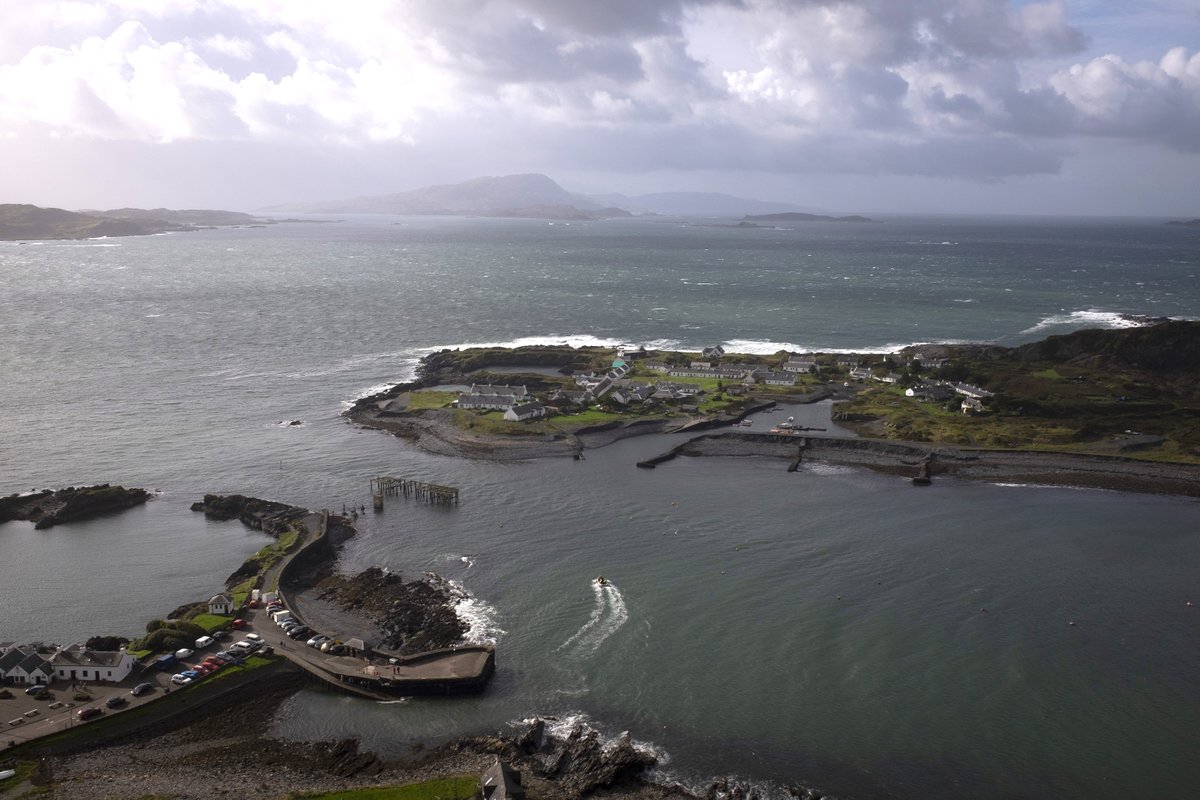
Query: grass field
292 776 478 799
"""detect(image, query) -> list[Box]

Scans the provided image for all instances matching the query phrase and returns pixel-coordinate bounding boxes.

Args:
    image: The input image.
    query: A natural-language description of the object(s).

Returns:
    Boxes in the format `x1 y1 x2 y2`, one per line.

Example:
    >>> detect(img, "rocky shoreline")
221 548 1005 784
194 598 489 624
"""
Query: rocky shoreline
22 669 835 799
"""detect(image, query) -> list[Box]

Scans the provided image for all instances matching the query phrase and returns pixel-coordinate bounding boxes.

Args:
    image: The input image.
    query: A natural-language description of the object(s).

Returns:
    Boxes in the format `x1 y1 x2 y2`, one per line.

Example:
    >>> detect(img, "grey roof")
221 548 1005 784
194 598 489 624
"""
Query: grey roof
17 652 53 674
0 647 30 672
481 758 526 799
470 384 528 396
52 646 128 668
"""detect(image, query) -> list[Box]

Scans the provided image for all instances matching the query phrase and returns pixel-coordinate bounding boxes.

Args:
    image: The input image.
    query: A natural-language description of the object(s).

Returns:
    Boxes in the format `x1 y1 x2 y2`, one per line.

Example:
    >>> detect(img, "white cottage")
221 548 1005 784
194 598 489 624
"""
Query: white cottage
208 594 233 615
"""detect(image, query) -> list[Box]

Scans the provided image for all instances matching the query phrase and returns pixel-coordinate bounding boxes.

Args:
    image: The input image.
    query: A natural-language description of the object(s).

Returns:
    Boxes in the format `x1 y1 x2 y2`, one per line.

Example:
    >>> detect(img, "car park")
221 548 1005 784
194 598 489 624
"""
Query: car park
131 682 154 697
77 707 103 720
105 695 128 709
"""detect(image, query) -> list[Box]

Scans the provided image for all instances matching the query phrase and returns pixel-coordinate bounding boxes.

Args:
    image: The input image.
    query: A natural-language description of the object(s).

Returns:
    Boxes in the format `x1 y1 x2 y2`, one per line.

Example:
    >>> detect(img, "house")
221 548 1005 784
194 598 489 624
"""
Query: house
592 377 614 398
51 644 136 683
702 345 726 360
747 369 796 386
783 357 820 374
480 758 526 799
953 382 995 399
208 594 233 615
848 366 873 381
550 389 593 406
0 647 56 685
504 402 547 422
469 384 528 398
617 345 647 360
907 383 955 402
643 361 671 373
0 646 31 682
878 373 902 384
690 360 712 370
961 396 985 414
836 355 861 367
457 393 518 411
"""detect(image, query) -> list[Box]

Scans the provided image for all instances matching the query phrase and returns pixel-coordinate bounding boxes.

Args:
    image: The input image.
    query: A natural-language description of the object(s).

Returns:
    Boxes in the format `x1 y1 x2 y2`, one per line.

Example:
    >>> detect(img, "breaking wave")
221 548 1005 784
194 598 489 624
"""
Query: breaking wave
1021 309 1159 335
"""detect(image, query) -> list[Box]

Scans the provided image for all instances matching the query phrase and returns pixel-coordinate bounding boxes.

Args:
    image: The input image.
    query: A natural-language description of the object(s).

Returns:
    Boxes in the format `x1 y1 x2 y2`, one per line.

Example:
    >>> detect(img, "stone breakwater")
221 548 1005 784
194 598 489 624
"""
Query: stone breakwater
645 432 1200 497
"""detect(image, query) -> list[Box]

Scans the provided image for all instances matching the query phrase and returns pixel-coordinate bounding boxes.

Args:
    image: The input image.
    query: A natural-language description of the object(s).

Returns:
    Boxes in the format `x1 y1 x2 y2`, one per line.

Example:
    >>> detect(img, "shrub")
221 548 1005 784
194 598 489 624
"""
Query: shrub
0 688 13 699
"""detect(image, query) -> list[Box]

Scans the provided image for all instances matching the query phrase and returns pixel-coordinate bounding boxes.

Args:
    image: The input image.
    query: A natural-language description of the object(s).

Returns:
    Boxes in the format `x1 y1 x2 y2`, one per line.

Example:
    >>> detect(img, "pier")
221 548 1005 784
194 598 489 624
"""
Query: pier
371 476 459 509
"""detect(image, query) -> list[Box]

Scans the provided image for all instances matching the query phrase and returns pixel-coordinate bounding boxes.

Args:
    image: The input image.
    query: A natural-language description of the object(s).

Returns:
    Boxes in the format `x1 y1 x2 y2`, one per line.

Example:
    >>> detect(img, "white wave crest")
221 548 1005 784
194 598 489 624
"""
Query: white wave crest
1021 309 1155 335
558 580 629 658
512 712 671 764
449 580 505 645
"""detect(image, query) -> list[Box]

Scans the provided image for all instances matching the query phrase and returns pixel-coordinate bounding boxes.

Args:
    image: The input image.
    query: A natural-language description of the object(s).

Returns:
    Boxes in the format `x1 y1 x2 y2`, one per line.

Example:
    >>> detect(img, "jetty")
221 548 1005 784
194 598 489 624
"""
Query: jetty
371 476 459 510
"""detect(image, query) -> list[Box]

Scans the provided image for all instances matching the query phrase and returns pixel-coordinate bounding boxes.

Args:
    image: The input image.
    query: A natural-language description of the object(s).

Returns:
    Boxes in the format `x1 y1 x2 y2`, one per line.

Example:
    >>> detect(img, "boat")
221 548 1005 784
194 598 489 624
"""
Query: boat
595 575 608 586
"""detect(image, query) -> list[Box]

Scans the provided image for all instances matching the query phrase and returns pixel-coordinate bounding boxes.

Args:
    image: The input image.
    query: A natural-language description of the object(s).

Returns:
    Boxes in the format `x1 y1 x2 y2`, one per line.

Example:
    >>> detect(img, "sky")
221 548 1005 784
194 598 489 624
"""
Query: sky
0 0 1197 216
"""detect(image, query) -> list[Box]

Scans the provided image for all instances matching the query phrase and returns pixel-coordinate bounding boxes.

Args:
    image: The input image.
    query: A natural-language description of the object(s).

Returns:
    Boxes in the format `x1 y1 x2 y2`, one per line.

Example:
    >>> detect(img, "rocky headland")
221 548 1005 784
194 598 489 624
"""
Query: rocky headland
0 204 272 241
0 484 152 529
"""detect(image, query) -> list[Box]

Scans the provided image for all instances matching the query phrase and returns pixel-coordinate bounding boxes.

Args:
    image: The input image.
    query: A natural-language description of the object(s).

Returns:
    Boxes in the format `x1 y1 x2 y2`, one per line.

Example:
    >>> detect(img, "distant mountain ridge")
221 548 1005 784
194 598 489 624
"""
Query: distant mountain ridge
262 174 835 219
261 173 611 218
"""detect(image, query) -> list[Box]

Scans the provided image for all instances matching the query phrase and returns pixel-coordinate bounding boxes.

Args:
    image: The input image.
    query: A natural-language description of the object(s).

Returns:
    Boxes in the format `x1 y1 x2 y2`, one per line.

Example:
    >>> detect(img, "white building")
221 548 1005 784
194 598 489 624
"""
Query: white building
51 644 137 683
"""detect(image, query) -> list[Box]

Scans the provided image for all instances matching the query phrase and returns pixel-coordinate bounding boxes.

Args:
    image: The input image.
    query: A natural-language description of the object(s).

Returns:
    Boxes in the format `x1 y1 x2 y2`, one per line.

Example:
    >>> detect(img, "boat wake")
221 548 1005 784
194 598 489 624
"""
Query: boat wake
558 580 629 658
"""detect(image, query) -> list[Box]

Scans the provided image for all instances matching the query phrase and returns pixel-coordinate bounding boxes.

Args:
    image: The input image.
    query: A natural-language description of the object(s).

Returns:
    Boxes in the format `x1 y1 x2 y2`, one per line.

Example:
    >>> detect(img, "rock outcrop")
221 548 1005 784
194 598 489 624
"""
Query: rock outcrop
190 493 308 534
0 484 152 529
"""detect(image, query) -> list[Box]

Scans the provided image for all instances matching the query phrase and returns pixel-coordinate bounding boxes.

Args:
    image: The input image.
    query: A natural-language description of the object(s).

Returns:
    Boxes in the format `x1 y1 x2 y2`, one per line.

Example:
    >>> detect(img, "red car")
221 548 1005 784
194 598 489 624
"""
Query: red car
77 707 103 720
231 618 245 629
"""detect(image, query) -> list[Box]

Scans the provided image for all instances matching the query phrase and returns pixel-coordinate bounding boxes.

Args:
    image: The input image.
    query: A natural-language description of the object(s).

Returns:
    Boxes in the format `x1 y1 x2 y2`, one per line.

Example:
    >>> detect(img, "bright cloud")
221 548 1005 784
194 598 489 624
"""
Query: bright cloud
0 0 1196 181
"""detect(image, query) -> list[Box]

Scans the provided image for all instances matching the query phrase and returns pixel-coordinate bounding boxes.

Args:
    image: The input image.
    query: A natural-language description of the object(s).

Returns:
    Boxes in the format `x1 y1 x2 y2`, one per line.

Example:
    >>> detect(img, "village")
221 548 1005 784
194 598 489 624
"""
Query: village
444 343 997 427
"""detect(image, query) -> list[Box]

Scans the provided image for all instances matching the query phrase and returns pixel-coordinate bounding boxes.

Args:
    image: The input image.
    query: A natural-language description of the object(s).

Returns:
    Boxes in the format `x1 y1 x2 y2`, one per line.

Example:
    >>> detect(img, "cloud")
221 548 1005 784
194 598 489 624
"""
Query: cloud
0 0 1195 185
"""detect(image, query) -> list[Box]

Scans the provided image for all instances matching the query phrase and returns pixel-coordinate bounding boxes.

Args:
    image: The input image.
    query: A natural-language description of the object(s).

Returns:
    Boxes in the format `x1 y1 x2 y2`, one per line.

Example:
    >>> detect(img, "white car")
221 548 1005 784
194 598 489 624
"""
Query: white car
245 633 262 642
174 648 194 659
170 673 193 685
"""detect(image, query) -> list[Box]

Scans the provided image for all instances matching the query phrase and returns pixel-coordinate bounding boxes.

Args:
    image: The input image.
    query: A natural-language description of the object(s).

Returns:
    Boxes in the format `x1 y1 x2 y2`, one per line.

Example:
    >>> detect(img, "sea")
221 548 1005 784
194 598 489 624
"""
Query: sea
2 214 1199 799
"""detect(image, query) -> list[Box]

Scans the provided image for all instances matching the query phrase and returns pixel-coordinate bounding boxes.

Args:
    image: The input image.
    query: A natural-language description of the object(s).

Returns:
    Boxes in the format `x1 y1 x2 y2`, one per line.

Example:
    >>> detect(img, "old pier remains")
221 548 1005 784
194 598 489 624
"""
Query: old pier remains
371 476 460 510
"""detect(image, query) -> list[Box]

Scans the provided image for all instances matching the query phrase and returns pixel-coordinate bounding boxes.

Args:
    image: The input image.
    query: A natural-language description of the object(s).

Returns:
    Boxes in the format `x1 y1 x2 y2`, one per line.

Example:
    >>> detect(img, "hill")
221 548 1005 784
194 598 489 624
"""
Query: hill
589 191 815 217
261 173 610 218
837 319 1200 460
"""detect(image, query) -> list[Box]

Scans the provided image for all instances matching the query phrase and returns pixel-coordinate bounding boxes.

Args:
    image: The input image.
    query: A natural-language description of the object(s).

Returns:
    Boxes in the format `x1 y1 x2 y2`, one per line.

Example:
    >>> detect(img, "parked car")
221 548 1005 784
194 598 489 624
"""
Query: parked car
130 683 154 697
231 618 245 630
194 635 215 649
245 633 263 642
24 684 47 696
77 707 103 720
307 635 331 648
170 673 193 686
286 626 312 639
212 630 230 640
105 695 128 709
174 648 194 659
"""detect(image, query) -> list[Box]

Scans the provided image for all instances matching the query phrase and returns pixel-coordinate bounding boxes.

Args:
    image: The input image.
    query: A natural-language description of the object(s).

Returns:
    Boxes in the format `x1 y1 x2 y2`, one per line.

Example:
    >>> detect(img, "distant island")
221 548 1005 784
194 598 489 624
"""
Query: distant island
261 173 870 222
743 212 875 224
1165 218 1200 228
0 204 273 241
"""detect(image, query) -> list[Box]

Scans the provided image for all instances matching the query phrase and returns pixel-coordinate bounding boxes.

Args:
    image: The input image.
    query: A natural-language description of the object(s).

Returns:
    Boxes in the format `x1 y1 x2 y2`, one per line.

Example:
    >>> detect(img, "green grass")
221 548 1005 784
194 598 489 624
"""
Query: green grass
291 776 478 800
0 760 37 788
406 390 457 410
189 613 233 633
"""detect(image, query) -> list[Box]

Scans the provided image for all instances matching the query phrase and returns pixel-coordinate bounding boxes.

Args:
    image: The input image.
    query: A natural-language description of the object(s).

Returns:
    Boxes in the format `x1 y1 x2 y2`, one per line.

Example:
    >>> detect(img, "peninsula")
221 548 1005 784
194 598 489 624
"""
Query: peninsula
0 204 274 241
346 320 1200 493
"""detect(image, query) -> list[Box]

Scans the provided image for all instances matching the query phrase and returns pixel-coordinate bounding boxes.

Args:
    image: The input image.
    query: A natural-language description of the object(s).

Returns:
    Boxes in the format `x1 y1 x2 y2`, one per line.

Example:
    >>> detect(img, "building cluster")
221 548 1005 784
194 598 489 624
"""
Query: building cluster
0 641 137 686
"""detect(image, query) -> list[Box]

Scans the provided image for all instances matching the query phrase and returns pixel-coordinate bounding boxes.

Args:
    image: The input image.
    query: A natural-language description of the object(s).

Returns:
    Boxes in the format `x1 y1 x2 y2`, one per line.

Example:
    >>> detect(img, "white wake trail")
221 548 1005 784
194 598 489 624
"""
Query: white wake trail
558 581 628 658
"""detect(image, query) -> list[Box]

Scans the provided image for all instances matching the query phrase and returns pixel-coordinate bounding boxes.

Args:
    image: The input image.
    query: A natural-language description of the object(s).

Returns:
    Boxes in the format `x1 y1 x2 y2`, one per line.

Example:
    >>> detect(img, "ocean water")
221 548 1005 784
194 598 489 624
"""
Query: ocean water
2 215 1199 799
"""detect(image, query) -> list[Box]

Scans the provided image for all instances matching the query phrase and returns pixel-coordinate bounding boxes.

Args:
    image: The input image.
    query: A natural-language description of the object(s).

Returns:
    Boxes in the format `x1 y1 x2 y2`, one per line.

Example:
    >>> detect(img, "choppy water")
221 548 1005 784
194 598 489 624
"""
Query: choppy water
2 215 1200 799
